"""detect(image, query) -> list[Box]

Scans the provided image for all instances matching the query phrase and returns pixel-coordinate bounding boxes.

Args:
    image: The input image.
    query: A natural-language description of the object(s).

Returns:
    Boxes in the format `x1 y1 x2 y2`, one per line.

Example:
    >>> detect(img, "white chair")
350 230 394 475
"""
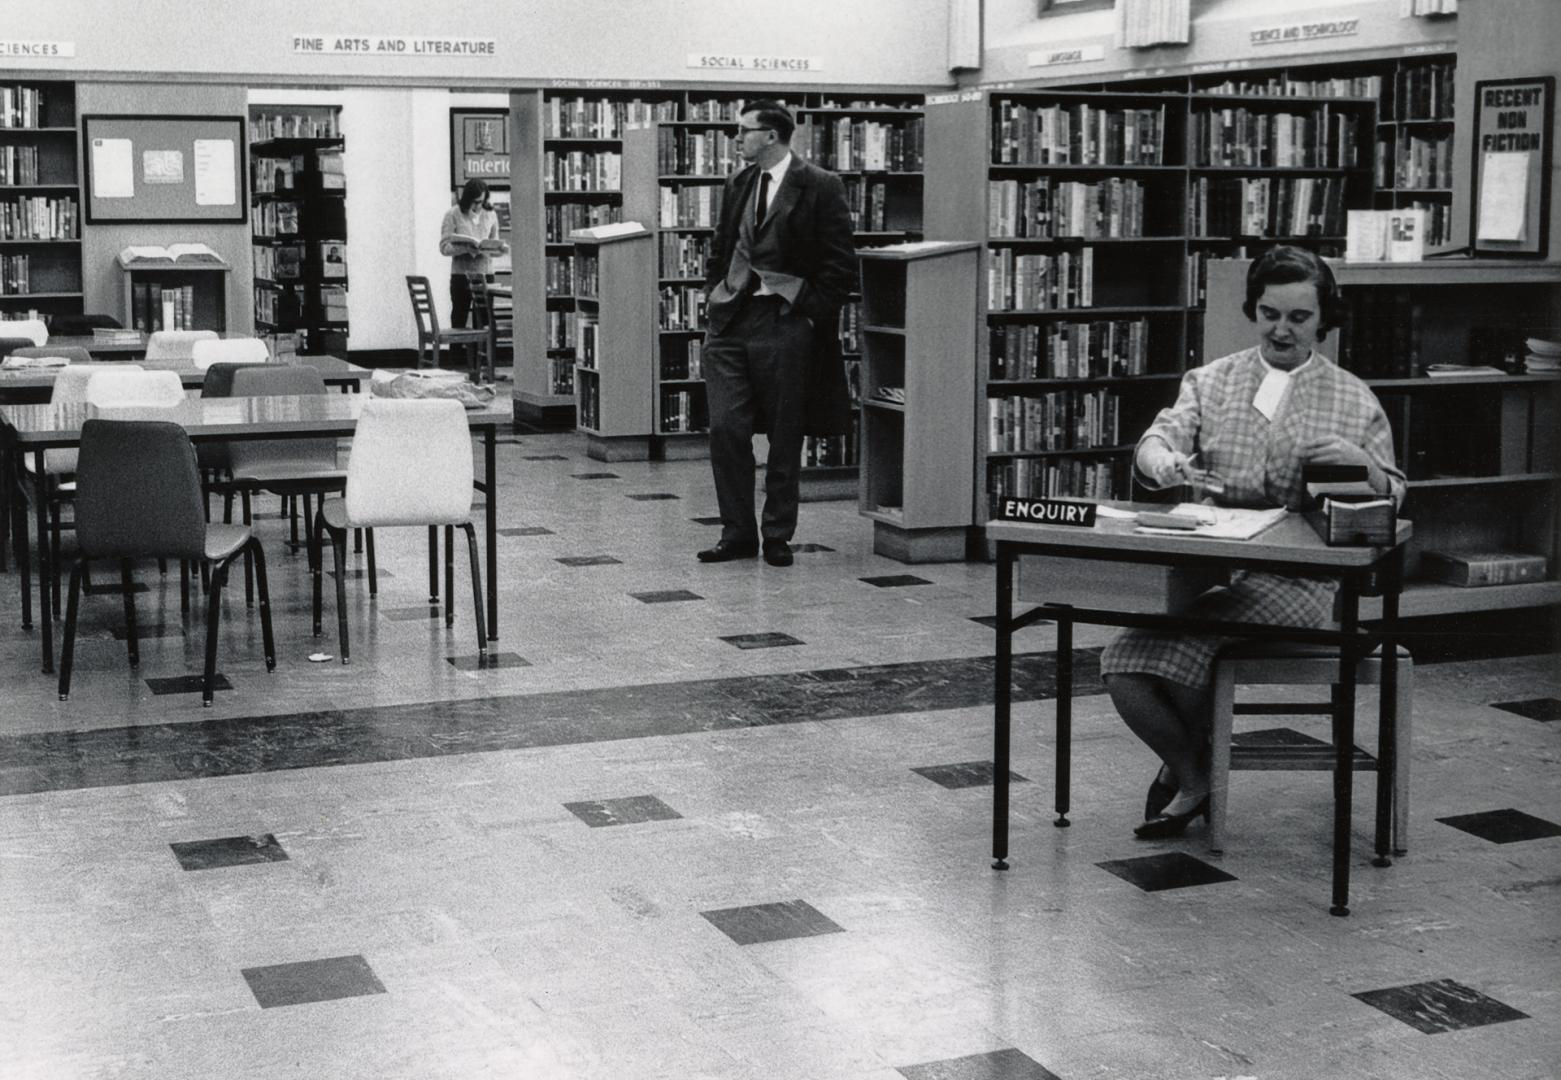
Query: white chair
144 329 218 362
85 369 187 415
0 318 49 346
312 398 485 664
191 337 270 369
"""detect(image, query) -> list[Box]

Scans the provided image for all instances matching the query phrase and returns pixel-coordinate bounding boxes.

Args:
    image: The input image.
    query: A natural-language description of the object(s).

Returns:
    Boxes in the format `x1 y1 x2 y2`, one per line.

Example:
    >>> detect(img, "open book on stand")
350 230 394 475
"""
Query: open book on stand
117 243 228 267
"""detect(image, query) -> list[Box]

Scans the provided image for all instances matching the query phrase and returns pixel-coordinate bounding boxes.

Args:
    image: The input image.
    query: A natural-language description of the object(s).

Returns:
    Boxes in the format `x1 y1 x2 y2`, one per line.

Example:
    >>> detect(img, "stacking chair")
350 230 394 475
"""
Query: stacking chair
144 329 218 362
0 318 49 348
83 368 186 412
464 274 501 383
8 345 94 365
406 275 492 381
191 337 270 369
312 397 485 664
58 419 276 706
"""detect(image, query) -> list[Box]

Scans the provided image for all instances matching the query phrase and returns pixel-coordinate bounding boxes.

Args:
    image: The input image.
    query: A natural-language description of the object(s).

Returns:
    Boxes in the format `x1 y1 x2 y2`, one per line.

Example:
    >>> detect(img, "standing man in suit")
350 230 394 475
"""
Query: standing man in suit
698 100 858 568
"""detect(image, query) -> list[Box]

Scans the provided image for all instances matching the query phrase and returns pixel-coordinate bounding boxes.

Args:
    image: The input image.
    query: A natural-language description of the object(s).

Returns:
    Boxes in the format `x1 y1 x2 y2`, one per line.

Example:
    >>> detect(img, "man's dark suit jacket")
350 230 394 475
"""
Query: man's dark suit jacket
704 156 858 437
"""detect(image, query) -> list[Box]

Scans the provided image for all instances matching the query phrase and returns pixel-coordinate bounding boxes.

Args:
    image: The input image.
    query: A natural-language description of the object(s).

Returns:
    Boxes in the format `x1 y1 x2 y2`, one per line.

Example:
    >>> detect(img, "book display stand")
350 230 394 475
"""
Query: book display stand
118 244 230 333
569 223 655 461
0 80 81 326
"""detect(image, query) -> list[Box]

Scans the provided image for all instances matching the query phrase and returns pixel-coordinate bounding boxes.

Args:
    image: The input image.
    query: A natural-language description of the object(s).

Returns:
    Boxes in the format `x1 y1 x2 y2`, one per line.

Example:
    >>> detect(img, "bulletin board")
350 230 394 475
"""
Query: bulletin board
1470 77 1553 259
82 114 248 224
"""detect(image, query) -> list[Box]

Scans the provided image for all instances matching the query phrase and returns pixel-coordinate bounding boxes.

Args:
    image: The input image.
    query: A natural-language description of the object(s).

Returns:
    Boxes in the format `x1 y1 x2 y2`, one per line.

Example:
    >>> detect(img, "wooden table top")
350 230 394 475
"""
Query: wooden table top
0 356 369 391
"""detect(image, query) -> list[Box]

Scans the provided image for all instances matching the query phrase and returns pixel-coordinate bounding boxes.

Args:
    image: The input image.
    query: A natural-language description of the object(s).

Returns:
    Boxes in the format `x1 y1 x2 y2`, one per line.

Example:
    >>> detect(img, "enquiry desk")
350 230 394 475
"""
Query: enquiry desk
988 500 1411 916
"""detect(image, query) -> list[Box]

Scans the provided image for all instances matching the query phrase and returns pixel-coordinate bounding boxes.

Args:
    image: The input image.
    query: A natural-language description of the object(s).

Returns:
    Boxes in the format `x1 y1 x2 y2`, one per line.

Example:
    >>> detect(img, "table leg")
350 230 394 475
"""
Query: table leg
33 447 52 673
1 442 9 573
12 444 31 630
484 425 497 641
1055 607 1072 828
1375 547 1402 864
993 542 1013 870
1330 580 1360 917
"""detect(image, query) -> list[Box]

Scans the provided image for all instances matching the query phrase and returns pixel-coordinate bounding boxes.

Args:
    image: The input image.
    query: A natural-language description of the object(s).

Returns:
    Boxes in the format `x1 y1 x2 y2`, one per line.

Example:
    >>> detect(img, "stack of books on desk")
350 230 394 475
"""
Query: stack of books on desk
91 327 140 343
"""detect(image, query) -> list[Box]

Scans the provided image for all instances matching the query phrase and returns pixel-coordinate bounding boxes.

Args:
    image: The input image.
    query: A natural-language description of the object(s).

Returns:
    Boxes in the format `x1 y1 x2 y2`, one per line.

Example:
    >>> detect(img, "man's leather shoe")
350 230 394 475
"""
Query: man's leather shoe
697 540 758 563
762 540 793 567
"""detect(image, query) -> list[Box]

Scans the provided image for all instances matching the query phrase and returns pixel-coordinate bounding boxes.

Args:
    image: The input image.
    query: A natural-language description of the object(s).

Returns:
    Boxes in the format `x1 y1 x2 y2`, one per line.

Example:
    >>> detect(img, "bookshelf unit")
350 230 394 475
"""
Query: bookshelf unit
119 259 230 333
857 241 980 562
248 105 347 355
1373 54 1457 252
570 224 656 461
1205 258 1561 619
0 80 81 327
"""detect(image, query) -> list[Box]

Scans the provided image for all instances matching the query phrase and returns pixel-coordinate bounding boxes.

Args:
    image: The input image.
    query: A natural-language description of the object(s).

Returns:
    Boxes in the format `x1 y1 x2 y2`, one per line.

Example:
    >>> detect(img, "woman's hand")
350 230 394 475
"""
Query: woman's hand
1138 438 1194 488
1300 436 1386 493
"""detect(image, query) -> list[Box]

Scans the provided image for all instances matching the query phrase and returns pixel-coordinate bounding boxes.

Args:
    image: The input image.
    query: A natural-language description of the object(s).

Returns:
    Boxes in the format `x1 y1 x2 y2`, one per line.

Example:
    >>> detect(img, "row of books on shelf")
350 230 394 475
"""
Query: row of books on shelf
992 103 1166 167
252 240 347 281
986 389 1121 453
1187 176 1347 239
988 319 1151 380
659 185 723 229
654 128 739 177
660 390 707 433
253 148 345 194
1376 132 1453 190
659 233 711 279
0 253 38 294
253 283 346 327
1335 287 1422 378
574 254 600 299
1191 107 1363 168
1201 74 1382 100
547 202 619 243
796 117 925 172
987 247 1095 312
0 194 77 240
130 282 196 333
842 179 900 234
1387 59 1456 121
542 150 622 192
546 310 575 350
549 356 575 396
838 301 860 354
987 455 1125 502
546 98 677 140
661 339 704 381
254 200 302 237
544 254 575 296
1345 208 1430 262
0 145 41 186
803 430 857 467
683 98 802 123
659 284 708 331
0 86 48 130
250 111 339 141
577 381 599 430
576 313 599 369
988 177 1147 240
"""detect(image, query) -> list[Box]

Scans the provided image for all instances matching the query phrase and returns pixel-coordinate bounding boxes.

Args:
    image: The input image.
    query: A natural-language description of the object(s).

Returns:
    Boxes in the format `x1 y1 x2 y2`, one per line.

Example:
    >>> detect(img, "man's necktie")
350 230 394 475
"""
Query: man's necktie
754 170 771 229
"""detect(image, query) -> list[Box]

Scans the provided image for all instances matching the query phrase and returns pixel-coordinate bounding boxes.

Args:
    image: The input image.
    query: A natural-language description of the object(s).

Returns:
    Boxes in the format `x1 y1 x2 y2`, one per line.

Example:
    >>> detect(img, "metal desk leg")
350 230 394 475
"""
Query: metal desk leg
12 444 31 630
1375 547 1403 864
1330 580 1360 917
1 442 8 573
1055 606 1073 828
33 447 52 673
993 542 1012 870
484 426 497 641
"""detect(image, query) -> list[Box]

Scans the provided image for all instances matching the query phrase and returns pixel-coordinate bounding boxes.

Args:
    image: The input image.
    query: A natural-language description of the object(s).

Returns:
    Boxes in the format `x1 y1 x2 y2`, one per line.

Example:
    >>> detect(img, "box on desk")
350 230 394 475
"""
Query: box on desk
1303 466 1395 547
1017 555 1227 615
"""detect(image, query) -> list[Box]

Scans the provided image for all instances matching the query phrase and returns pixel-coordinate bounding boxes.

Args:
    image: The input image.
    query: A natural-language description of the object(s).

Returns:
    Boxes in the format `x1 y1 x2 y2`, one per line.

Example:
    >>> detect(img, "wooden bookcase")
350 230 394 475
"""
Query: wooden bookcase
1372 54 1457 252
119 260 230 333
0 80 81 327
570 224 656 461
857 241 981 562
1205 258 1561 619
249 105 347 354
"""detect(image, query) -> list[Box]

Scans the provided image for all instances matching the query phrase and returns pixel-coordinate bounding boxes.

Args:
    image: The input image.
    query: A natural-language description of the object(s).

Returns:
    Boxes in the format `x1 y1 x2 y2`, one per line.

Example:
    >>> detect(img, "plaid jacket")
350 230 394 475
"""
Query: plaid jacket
1137 347 1406 511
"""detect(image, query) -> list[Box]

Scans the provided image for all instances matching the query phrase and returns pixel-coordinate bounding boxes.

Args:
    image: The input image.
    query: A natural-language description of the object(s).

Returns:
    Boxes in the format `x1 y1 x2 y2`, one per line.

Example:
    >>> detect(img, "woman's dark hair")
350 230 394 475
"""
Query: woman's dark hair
742 100 795 143
1242 244 1344 339
458 178 490 213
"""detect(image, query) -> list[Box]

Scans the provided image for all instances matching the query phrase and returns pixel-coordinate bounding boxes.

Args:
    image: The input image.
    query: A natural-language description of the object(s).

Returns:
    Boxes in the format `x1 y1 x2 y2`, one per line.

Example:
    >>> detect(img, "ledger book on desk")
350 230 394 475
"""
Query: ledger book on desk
1135 504 1287 540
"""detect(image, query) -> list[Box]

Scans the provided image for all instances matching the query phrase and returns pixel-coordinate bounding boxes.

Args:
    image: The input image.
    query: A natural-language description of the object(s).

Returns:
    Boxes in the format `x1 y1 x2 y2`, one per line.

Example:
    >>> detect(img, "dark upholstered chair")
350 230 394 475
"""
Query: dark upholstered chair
59 420 276 706
8 345 94 365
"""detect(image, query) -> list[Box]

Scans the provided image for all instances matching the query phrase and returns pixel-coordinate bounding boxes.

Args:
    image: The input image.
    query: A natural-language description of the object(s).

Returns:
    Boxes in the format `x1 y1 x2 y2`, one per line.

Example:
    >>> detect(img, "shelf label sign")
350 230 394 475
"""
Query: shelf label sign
0 40 75 58
994 497 1098 527
293 36 497 56
1028 44 1105 68
686 54 820 72
1250 19 1359 46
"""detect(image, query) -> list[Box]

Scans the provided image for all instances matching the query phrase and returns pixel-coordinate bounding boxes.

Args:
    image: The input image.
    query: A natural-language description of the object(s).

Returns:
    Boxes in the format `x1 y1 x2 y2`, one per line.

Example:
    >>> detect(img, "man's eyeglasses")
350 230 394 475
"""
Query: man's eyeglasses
735 124 772 137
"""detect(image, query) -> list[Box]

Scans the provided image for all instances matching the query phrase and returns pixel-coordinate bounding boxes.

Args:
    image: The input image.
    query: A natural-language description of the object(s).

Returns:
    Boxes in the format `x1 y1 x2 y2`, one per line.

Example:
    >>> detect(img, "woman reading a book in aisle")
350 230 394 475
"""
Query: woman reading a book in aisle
1102 245 1405 839
439 179 507 328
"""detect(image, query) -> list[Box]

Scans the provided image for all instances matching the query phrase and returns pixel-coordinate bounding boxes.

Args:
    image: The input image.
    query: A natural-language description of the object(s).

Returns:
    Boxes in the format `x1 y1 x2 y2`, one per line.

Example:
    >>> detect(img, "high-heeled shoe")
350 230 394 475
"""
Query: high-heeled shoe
1144 768 1178 820
1133 794 1209 840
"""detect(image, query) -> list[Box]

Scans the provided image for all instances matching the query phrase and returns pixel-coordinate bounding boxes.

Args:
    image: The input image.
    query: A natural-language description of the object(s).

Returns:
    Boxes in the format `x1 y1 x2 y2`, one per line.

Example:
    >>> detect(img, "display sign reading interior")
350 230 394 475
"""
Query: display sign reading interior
294 36 496 56
687 54 820 72
995 497 1098 527
1249 18 1358 46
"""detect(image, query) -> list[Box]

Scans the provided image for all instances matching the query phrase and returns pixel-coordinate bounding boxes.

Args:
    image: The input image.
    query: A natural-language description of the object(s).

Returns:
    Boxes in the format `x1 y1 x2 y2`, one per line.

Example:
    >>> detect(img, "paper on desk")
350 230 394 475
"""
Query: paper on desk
1095 505 1138 519
1136 505 1286 540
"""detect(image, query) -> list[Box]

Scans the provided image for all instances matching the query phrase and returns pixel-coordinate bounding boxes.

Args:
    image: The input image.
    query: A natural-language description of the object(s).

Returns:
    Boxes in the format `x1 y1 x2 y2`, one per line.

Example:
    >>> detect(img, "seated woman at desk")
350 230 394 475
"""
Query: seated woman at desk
1102 245 1406 839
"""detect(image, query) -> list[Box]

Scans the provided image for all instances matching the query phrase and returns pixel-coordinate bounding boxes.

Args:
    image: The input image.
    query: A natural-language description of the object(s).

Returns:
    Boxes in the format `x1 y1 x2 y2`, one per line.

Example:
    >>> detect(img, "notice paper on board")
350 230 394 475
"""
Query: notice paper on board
1478 151 1529 241
193 139 235 206
90 137 134 198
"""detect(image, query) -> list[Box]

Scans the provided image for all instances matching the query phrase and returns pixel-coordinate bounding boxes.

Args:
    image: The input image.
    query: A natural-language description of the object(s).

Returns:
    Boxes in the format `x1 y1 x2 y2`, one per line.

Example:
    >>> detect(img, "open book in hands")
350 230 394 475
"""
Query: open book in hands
450 234 505 253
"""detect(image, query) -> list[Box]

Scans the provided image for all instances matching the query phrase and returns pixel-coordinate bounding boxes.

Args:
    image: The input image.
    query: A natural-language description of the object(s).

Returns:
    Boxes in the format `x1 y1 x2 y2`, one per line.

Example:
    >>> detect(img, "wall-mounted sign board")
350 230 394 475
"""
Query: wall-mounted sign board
451 108 510 190
1471 76 1553 259
82 114 247 224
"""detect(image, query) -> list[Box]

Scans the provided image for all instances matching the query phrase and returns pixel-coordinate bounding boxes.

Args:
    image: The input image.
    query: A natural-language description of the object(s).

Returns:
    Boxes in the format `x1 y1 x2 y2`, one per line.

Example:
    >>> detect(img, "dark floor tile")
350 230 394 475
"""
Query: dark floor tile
970 615 1051 629
626 492 679 501
145 674 233 696
555 555 621 567
572 472 619 480
690 516 724 526
110 624 185 641
911 761 1028 790
83 580 150 595
1096 852 1237 892
700 899 844 946
631 589 702 604
170 833 287 871
1436 808 1561 844
1230 726 1376 770
564 794 682 828
1353 978 1529 1034
523 454 569 461
327 568 393 580
720 632 804 650
241 954 387 1010
898 1047 1063 1080
862 574 932 588
1491 697 1561 722
498 526 555 537
378 606 442 621
447 652 532 672
788 543 834 553
495 436 525 445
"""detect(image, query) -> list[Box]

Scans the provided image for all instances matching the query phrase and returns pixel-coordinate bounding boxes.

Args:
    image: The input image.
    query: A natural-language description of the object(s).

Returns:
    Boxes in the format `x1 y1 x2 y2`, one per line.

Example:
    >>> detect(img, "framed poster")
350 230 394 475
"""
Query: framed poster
82 114 247 224
450 107 510 191
1470 76 1553 259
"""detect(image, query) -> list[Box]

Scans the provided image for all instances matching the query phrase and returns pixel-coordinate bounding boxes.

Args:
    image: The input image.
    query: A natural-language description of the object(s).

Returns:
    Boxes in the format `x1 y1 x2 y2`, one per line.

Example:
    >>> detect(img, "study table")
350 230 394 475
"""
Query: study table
0 355 370 404
1 394 509 675
988 504 1411 916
